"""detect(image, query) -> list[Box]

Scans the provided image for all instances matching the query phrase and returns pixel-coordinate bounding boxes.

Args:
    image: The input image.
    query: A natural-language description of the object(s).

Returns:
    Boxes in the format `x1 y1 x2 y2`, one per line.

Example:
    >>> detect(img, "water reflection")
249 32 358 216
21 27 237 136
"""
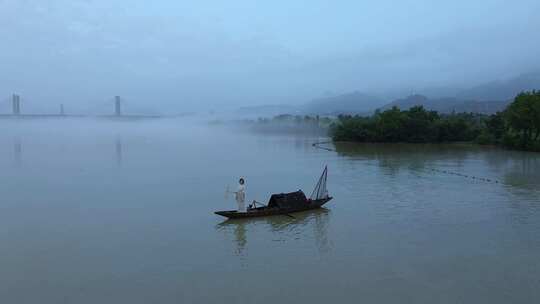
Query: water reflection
223 219 248 256
216 208 332 257
1 121 540 303
254 134 328 155
334 142 476 172
115 136 123 167
13 138 22 167
334 142 540 190
503 152 540 189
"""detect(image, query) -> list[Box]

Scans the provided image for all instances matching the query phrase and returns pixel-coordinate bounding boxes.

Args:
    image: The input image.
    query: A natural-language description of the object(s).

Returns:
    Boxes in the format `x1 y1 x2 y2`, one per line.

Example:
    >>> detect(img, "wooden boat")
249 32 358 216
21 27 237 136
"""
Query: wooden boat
215 166 332 219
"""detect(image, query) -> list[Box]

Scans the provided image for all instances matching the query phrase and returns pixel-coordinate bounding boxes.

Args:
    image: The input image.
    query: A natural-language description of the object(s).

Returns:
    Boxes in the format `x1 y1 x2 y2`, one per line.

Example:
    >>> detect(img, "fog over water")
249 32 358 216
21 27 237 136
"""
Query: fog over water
2 0 540 112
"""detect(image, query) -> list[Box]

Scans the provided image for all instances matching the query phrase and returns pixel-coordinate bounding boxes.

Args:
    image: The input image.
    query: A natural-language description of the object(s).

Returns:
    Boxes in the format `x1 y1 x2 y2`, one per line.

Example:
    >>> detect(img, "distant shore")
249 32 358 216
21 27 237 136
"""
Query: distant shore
329 91 540 152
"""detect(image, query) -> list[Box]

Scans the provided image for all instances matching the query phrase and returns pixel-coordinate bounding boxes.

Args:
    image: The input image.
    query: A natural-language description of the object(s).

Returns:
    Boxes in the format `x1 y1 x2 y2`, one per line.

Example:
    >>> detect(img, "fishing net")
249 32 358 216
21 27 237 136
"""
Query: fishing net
310 166 328 200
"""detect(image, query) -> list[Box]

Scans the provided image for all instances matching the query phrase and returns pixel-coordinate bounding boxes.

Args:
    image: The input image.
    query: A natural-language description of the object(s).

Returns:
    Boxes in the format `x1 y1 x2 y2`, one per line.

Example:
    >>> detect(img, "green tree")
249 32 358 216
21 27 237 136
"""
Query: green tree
403 106 439 142
375 107 406 142
505 91 540 148
486 112 506 141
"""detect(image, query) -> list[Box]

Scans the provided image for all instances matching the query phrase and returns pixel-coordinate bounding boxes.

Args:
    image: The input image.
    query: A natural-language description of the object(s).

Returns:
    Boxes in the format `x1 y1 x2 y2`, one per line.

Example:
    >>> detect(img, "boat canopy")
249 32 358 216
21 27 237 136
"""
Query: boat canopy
267 190 308 209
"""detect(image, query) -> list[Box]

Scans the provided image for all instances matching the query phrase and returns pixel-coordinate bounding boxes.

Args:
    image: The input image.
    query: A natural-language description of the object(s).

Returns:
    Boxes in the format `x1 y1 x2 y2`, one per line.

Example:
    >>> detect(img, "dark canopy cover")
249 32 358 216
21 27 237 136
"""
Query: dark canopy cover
267 190 308 209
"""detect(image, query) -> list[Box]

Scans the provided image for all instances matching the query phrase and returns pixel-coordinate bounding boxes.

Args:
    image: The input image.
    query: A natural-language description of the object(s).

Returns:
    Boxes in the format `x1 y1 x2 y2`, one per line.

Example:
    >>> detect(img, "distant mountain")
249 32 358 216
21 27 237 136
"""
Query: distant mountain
236 71 540 117
303 91 385 115
457 71 540 101
377 71 540 114
379 94 509 114
380 94 430 111
447 99 510 114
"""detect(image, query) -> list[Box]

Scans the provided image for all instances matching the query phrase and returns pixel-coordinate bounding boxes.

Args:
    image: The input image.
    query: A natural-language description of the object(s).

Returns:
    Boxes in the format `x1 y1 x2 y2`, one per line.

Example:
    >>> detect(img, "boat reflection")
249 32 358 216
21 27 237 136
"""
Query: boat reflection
216 208 332 257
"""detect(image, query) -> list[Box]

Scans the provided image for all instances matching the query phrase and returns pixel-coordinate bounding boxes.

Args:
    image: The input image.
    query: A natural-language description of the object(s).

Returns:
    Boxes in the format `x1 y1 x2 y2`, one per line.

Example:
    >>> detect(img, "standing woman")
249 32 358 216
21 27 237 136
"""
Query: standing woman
236 178 246 212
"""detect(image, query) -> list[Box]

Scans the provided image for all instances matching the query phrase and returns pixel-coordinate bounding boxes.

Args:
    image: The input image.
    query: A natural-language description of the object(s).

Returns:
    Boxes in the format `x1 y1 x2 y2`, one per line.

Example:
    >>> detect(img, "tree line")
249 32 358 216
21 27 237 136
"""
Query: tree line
246 114 332 135
330 91 540 152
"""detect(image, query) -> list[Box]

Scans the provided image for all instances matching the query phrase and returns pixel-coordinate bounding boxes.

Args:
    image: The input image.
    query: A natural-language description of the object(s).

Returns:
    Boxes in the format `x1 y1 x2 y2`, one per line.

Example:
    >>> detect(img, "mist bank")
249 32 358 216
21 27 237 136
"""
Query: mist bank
210 114 332 137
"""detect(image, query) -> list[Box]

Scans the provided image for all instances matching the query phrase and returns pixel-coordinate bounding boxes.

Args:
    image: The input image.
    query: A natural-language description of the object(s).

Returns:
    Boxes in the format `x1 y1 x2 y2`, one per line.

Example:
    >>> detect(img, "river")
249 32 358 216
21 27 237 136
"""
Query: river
1 119 539 303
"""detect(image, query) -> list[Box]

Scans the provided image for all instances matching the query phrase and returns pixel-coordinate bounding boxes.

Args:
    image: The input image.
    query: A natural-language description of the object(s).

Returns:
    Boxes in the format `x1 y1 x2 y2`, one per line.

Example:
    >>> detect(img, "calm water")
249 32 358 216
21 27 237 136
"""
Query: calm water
1 119 540 303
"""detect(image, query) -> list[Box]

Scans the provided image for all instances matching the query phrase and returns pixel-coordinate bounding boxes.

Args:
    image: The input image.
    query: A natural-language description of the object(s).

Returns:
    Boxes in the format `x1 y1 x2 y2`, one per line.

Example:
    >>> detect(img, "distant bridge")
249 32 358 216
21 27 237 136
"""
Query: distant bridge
0 94 166 120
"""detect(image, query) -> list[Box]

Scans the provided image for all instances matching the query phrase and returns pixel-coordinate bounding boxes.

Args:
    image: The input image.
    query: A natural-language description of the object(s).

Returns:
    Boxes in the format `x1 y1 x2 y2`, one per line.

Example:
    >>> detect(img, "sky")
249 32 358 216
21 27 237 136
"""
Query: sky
1 0 540 113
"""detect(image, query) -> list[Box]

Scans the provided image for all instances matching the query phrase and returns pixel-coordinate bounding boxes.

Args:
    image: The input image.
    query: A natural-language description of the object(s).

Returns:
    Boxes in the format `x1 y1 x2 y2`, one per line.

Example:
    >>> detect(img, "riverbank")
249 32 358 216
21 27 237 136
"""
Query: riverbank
330 91 540 152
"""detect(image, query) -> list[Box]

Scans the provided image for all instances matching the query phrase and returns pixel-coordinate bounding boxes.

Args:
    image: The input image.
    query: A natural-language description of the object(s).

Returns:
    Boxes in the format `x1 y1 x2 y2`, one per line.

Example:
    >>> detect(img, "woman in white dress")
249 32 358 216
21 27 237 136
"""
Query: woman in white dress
235 178 246 212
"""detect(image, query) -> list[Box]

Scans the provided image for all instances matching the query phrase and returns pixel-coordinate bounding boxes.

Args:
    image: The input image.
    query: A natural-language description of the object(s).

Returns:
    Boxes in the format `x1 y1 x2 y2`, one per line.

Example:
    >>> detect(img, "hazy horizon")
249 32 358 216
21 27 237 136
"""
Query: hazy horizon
2 0 540 113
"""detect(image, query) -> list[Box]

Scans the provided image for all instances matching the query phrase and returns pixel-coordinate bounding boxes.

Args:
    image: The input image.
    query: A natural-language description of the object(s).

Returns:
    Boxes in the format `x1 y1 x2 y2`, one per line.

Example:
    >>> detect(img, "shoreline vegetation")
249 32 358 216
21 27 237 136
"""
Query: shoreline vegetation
245 91 540 152
232 114 331 136
330 91 540 152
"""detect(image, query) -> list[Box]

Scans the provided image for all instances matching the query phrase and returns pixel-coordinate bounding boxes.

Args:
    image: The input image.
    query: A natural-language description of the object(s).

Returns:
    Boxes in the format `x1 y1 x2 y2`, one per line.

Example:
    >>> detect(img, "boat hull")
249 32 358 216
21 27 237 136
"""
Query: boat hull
214 197 332 219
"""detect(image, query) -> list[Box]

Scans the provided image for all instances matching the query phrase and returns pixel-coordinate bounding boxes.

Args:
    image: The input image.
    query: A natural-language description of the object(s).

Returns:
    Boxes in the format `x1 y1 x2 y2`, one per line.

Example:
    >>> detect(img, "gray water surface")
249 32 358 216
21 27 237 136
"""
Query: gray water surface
1 120 539 303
